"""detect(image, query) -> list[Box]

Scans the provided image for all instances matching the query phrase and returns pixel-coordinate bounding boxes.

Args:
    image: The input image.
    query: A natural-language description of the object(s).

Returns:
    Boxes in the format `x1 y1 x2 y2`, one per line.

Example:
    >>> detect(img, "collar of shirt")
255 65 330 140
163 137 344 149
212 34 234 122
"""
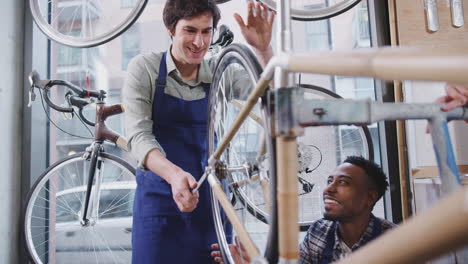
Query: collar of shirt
333 214 378 254
165 48 213 88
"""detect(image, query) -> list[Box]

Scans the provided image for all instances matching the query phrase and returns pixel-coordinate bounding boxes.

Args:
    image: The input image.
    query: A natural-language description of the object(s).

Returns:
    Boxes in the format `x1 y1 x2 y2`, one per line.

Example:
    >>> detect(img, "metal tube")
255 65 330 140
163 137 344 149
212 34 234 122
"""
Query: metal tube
428 118 461 194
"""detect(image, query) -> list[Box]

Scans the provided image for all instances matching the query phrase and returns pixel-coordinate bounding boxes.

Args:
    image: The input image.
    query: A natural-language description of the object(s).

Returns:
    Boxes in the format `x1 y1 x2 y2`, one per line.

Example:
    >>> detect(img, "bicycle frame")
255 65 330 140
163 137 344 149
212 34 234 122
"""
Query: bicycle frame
80 102 128 223
197 0 468 263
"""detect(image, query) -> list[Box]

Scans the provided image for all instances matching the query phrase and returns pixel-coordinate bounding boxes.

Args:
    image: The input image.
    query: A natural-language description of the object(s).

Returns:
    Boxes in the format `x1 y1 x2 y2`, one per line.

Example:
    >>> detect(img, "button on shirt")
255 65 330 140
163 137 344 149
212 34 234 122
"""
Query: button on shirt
123 49 251 169
299 215 396 264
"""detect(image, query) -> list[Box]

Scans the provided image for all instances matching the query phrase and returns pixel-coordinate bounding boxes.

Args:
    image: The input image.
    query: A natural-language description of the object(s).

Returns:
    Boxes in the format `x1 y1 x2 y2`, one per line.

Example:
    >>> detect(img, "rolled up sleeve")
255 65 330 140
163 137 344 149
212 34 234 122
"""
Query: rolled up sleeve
123 55 165 170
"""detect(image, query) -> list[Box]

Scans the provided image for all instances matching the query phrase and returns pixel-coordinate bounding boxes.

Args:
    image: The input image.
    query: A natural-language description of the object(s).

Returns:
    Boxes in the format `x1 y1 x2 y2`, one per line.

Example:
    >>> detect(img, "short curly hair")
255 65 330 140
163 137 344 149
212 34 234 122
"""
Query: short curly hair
163 0 221 34
343 156 389 199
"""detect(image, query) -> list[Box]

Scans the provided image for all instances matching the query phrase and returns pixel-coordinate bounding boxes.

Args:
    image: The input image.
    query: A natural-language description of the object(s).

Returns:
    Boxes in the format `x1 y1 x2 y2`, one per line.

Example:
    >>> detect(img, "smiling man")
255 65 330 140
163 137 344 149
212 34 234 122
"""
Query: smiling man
210 156 395 264
124 0 275 263
299 156 396 264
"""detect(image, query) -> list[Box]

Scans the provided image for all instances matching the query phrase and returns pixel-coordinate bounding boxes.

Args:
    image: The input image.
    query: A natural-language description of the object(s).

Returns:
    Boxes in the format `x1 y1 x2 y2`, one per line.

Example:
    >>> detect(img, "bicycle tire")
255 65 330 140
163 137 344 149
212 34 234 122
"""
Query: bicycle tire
24 152 136 264
258 0 362 21
208 43 272 263
215 0 233 4
29 0 148 48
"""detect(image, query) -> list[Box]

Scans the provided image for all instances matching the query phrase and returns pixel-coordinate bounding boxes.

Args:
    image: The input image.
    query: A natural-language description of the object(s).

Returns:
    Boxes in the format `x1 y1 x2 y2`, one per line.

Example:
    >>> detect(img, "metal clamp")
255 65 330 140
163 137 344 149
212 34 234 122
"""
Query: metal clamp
273 87 304 137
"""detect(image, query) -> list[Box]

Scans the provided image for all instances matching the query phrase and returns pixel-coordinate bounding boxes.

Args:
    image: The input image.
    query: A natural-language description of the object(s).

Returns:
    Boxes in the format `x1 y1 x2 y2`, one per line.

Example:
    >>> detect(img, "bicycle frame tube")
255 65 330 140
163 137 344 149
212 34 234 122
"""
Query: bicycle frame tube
283 95 467 193
264 47 468 84
87 157 104 223
81 142 101 223
94 102 128 150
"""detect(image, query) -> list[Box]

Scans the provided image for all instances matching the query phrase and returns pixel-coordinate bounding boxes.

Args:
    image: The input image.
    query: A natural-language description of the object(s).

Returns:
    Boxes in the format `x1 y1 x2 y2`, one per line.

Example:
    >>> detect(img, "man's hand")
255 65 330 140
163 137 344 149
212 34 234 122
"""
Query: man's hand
211 237 251 264
234 1 275 54
170 170 199 212
436 83 468 111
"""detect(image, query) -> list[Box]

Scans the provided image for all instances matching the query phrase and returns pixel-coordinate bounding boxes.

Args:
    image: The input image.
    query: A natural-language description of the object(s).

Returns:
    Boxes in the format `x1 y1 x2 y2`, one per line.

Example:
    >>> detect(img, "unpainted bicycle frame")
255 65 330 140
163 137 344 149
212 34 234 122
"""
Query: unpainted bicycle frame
197 1 468 263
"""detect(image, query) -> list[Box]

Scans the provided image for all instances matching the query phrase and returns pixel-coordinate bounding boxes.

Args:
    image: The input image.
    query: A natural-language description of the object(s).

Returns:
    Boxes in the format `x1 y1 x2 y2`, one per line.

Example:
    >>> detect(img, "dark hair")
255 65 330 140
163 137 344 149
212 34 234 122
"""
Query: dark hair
343 156 389 199
163 0 221 33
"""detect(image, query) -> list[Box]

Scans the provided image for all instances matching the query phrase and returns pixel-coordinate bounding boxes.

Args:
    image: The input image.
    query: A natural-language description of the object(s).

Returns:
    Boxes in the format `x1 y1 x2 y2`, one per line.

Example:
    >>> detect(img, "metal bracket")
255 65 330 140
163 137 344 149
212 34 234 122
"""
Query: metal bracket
273 87 304 137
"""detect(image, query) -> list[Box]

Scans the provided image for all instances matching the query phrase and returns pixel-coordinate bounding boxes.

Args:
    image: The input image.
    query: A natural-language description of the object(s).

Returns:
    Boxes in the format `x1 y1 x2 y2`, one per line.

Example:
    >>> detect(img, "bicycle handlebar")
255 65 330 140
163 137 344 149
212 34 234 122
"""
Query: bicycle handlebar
211 24 234 49
28 70 128 150
28 71 106 115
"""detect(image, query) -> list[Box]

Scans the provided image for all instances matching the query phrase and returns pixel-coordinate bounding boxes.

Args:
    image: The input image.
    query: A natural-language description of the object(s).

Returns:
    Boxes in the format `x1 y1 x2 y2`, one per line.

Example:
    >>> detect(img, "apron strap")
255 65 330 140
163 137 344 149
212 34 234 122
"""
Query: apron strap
153 52 168 127
156 52 167 88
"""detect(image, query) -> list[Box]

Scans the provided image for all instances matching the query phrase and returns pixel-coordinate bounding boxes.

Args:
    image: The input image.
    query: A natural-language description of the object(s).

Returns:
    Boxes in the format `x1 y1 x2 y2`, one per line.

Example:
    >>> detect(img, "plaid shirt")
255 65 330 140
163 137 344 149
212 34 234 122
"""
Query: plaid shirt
299 215 396 264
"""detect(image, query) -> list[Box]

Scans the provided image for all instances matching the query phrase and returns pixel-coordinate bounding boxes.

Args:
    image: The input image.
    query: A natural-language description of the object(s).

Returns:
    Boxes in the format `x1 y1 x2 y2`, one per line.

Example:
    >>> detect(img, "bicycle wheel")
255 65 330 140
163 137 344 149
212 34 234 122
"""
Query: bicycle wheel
24 152 136 264
215 0 232 4
208 43 272 263
208 44 374 262
258 0 362 21
29 0 148 48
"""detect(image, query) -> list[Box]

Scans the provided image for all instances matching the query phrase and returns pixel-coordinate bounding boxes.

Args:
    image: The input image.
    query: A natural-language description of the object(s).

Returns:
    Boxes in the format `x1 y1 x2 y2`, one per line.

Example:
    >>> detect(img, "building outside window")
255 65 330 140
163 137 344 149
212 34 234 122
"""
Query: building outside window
122 24 140 70
121 0 137 8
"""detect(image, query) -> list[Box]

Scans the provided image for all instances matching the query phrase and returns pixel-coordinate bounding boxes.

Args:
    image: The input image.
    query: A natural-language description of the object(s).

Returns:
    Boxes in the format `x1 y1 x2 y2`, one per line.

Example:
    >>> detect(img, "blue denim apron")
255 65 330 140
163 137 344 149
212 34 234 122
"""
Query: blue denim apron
132 52 217 263
319 217 382 264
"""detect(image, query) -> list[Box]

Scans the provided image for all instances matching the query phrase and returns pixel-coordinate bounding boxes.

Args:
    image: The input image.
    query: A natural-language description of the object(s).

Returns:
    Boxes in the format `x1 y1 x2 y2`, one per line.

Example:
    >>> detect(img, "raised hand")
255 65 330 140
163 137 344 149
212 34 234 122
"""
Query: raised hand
234 1 275 54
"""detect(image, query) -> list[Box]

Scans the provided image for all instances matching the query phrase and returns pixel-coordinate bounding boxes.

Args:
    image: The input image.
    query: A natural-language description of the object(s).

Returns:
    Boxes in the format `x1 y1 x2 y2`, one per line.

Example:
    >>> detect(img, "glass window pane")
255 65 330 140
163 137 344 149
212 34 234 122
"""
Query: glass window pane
122 24 140 70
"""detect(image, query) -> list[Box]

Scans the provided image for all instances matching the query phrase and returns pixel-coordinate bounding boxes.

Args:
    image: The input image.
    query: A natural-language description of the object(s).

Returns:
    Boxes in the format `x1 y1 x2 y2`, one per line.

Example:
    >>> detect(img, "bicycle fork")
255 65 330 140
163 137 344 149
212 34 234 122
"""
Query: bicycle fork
80 142 104 226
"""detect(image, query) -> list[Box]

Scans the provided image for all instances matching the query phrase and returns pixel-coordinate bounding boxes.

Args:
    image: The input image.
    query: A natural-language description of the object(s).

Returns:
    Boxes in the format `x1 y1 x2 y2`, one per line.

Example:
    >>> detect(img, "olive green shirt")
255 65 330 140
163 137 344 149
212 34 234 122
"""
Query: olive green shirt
123 49 251 169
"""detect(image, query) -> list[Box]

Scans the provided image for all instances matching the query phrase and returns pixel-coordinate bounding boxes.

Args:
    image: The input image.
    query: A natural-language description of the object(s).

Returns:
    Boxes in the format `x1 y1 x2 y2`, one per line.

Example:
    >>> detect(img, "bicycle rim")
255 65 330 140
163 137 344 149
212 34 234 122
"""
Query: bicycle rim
208 43 272 263
24 152 136 264
29 0 148 48
258 0 362 21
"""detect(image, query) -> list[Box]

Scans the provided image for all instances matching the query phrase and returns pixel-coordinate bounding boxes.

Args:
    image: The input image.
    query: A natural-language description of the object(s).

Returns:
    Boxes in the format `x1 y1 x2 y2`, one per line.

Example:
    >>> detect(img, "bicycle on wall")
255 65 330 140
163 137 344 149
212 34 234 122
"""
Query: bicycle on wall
24 71 135 264
29 0 362 47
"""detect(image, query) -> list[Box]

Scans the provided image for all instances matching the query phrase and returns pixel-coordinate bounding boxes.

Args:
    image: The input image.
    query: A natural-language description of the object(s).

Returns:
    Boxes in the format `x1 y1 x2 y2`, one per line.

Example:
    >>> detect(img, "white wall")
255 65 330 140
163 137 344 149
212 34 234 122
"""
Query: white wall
404 81 468 168
0 0 24 263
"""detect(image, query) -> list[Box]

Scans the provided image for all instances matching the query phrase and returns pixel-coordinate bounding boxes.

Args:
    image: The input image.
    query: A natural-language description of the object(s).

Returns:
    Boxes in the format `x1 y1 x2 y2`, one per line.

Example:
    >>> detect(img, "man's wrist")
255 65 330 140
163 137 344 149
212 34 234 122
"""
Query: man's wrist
166 167 185 185
253 45 273 56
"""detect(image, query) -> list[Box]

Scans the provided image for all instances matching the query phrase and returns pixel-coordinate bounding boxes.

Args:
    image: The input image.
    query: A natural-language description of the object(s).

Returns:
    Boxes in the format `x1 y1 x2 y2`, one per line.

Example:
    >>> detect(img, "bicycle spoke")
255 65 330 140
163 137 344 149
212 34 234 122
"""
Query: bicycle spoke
25 153 135 264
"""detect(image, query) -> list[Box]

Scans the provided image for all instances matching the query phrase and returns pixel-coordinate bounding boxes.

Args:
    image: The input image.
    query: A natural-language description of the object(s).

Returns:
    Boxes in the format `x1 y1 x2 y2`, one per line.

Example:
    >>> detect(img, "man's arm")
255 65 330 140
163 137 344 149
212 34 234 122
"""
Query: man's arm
234 1 275 68
123 55 165 168
144 149 199 212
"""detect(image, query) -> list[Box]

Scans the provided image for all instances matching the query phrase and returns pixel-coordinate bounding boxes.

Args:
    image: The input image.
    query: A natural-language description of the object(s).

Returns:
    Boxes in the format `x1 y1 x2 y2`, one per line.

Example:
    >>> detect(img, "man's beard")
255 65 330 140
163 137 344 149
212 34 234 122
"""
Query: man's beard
323 212 341 221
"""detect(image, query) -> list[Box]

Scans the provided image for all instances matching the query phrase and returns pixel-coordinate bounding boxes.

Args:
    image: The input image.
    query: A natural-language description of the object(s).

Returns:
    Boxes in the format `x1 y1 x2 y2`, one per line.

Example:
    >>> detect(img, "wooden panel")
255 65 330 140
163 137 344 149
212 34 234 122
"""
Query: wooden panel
412 165 468 182
395 0 468 48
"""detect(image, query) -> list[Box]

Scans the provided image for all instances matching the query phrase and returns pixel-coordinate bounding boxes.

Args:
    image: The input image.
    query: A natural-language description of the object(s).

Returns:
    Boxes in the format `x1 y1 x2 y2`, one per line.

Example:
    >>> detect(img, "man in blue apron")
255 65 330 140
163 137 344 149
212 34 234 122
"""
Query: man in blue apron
123 1 275 263
211 156 396 264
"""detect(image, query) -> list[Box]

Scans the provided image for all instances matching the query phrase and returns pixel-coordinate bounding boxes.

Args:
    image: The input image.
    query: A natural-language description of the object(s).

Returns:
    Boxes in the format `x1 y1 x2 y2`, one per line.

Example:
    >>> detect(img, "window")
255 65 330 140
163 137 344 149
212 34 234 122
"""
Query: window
353 2 371 48
305 19 331 51
354 77 375 99
304 4 330 51
122 24 140 70
57 46 82 66
121 0 137 8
